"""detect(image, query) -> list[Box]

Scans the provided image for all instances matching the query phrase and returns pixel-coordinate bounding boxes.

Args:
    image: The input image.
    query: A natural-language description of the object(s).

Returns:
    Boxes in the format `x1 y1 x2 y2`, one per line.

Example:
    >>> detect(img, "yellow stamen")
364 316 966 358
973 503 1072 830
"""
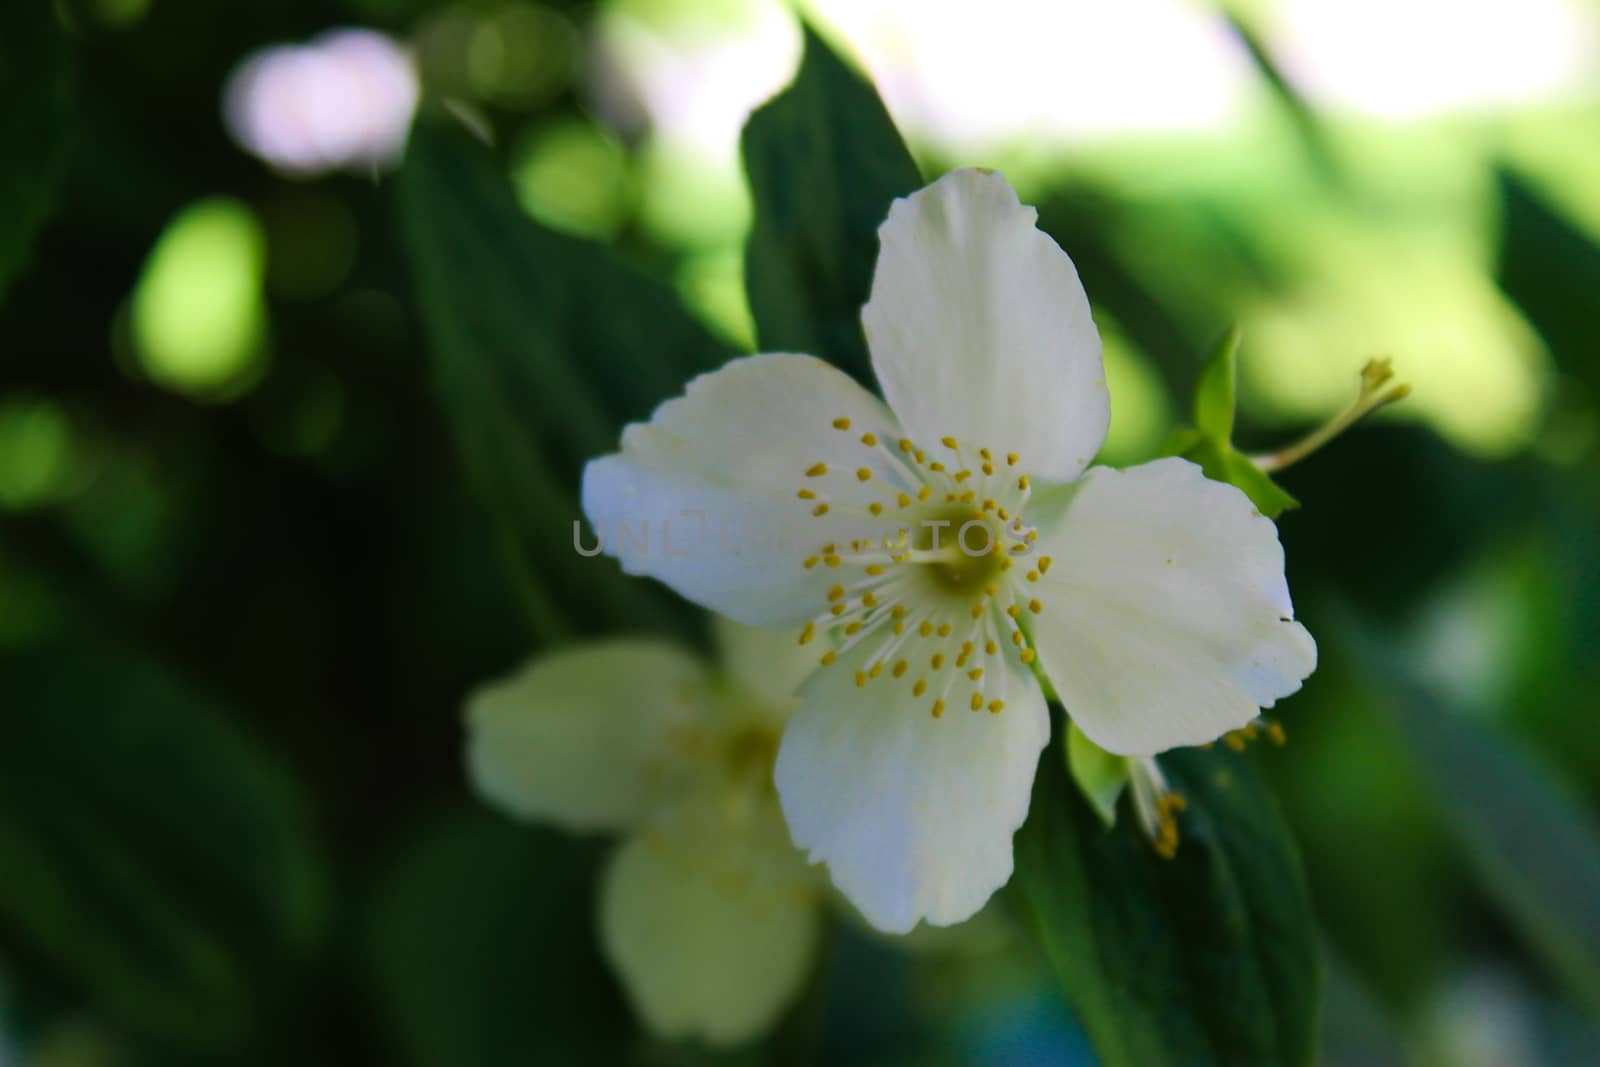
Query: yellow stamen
861 432 878 446
832 417 851 431
799 622 815 645
857 468 873 482
806 462 827 477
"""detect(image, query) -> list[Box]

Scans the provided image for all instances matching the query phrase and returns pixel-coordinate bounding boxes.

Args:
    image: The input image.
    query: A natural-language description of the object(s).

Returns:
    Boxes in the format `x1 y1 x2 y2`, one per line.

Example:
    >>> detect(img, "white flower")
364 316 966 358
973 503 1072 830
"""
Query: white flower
465 619 821 1046
582 168 1316 933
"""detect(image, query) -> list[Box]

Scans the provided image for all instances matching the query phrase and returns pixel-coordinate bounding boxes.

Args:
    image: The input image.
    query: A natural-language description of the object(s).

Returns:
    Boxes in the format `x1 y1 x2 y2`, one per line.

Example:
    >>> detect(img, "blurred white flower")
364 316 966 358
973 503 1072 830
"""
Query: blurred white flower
583 168 1316 933
465 619 820 1047
223 29 418 177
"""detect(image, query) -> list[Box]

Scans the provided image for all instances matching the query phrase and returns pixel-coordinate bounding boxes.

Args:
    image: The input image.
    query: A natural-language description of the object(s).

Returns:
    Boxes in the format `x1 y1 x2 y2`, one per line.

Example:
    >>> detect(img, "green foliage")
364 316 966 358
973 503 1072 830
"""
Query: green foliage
0 3 73 299
1016 740 1322 1067
0 640 327 1054
1494 169 1600 400
741 26 922 386
1065 722 1129 827
1361 625 1600 1015
364 810 626 1067
1166 326 1300 517
396 109 733 641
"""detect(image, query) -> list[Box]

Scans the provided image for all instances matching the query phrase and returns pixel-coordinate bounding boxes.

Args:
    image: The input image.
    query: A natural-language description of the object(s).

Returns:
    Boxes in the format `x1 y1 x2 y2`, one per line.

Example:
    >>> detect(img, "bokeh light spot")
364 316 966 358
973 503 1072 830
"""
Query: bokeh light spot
0 396 74 510
512 118 633 238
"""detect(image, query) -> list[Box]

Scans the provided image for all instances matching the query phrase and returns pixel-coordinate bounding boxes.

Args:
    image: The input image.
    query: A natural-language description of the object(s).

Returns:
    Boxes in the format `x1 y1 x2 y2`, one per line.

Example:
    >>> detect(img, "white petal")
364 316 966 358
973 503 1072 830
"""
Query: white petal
600 807 819 1046
1027 457 1317 756
863 168 1109 484
773 640 1050 934
582 353 906 627
712 616 811 725
464 641 708 832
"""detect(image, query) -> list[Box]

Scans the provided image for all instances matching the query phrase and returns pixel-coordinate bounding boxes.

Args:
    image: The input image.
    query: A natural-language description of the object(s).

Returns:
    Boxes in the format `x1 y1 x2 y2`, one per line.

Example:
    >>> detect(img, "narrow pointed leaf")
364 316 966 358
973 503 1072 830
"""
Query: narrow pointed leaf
741 26 921 386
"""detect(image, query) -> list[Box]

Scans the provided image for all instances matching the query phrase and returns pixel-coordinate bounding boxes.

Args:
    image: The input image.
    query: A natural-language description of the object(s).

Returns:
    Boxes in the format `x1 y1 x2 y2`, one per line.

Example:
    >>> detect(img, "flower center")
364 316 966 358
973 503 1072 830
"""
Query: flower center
791 422 1051 721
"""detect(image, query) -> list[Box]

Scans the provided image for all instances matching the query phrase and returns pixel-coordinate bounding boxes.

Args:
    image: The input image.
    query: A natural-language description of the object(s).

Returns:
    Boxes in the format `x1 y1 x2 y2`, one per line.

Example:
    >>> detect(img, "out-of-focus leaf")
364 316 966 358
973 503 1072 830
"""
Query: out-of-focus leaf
0 640 327 1054
741 26 921 387
364 809 627 1067
0 4 72 299
1359 621 1600 1015
1166 327 1299 517
397 109 732 640
1494 169 1600 399
1066 722 1128 827
1015 739 1321 1067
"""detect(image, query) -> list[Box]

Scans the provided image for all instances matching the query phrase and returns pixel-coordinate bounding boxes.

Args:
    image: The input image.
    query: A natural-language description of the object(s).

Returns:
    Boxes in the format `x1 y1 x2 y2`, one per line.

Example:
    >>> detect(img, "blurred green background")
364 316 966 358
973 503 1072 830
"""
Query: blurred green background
3 0 1599 1064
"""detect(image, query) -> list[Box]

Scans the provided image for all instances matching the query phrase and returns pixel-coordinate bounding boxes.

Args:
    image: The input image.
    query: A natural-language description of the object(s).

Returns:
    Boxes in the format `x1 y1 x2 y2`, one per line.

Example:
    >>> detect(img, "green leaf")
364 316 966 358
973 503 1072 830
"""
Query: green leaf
0 4 73 300
1363 625 1600 1014
741 26 922 386
1493 169 1600 400
364 810 628 1067
1192 323 1242 445
396 109 733 640
1015 739 1322 1067
0 640 327 1054
1066 722 1129 827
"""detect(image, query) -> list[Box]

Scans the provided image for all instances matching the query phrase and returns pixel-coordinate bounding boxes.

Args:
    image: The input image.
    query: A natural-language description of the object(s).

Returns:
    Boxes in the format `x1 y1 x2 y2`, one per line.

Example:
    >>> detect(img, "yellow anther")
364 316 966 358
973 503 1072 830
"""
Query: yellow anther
813 503 830 517
918 486 932 501
945 493 957 504
982 463 994 476
1006 604 1021 618
970 693 984 711
913 678 927 696
985 583 998 596
869 502 884 516
833 417 852 431
1025 529 1037 541
869 662 883 678
799 622 815 645
941 436 958 449
1224 732 1246 751
1017 475 1030 491
918 621 933 637
845 621 862 635
862 591 878 607
937 623 953 637
1012 631 1024 646
855 671 867 688
956 650 969 668
1026 571 1039 582
997 508 1009 520
803 556 820 569
820 650 837 666
970 602 984 618
824 555 842 568
861 432 878 446
989 700 1005 714
828 585 844 601
898 438 914 453
892 604 908 618
932 699 945 718
968 668 984 681
914 449 926 463
797 488 816 500
954 470 972 482
1267 721 1287 746
961 640 974 654
931 653 945 669
892 660 908 678
865 565 886 577
1006 452 1019 466
985 640 998 655
857 467 873 482
981 499 997 512
897 492 912 508
929 461 946 473
831 603 847 617
960 490 975 504
1020 648 1036 664
893 620 905 634
1038 556 1052 574
806 462 828 477
1028 598 1042 614
999 557 1013 571
979 448 992 460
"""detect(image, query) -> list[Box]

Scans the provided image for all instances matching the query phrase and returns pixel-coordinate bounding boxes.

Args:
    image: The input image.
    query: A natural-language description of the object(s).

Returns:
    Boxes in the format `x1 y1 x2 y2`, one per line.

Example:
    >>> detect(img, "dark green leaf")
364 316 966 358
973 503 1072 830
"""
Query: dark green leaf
0 3 73 299
0 640 327 1053
1365 624 1600 1014
1494 169 1600 400
396 109 732 640
1015 738 1322 1067
741 26 922 387
364 810 628 1067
